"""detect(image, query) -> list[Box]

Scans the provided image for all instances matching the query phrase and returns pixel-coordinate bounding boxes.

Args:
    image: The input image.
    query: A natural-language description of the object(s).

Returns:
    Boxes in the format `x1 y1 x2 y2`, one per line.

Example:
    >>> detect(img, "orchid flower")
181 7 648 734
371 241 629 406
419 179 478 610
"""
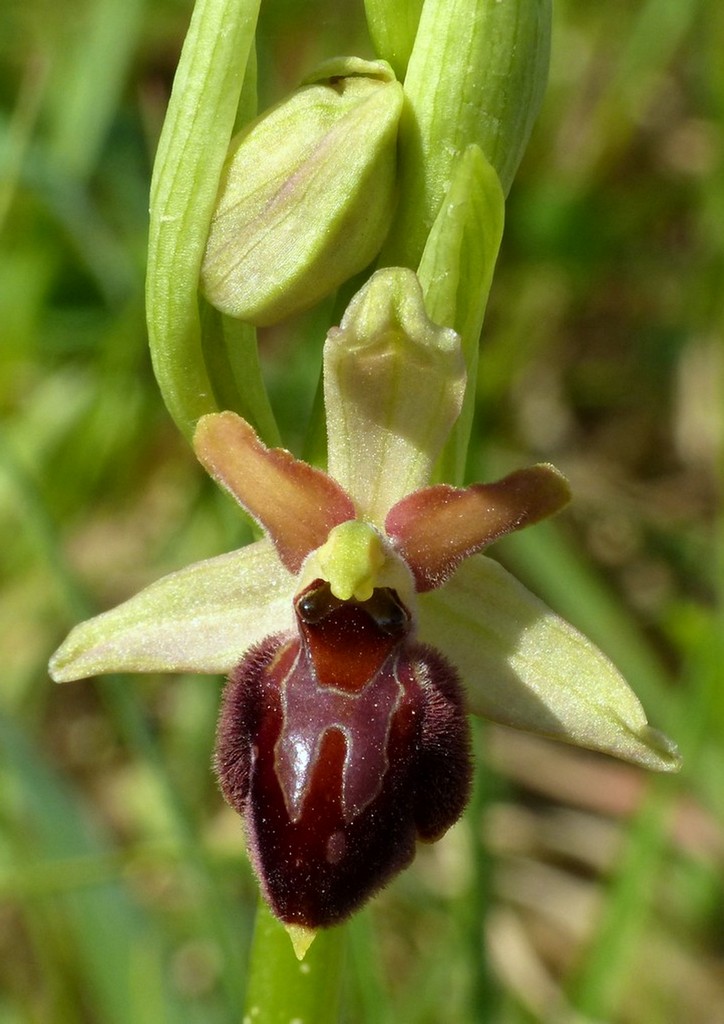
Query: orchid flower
50 270 679 936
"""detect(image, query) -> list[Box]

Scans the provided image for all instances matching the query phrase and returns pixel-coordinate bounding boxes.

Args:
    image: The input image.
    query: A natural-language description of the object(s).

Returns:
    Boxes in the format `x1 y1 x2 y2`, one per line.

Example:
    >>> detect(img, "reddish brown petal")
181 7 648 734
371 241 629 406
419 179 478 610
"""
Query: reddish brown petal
385 464 571 591
194 412 356 573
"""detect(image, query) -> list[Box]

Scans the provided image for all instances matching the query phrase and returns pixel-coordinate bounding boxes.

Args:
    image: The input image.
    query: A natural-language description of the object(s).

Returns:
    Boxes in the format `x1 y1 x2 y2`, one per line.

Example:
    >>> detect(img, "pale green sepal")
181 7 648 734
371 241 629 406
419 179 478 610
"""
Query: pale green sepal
201 60 403 326
363 0 424 78
49 540 294 682
324 267 465 524
417 555 681 772
418 146 504 338
418 145 505 484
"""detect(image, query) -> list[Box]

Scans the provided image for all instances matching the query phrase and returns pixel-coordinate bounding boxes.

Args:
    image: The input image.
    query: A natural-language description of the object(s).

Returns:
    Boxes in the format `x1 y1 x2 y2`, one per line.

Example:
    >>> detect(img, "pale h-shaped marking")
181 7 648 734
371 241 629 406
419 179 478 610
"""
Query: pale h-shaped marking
275 643 405 824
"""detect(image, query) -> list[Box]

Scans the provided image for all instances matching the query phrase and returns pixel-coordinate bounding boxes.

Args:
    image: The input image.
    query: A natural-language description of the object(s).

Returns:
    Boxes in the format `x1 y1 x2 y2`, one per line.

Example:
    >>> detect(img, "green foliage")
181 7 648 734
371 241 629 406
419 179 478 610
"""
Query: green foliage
1 0 722 1021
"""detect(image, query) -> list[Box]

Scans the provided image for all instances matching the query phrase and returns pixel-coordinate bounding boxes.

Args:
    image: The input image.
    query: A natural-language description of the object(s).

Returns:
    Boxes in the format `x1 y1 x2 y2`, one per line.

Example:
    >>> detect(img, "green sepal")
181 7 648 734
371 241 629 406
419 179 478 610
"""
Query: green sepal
418 554 681 772
323 268 465 524
49 541 293 681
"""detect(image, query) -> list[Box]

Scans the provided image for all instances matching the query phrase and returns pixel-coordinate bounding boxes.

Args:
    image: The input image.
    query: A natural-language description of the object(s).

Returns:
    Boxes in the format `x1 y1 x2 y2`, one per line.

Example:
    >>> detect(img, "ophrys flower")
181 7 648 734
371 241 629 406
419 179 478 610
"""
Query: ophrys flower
50 269 679 933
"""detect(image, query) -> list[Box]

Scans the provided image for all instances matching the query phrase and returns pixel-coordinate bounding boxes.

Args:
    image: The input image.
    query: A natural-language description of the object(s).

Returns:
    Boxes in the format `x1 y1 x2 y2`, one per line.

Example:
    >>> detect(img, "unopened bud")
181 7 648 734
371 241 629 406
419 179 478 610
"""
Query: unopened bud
201 57 403 326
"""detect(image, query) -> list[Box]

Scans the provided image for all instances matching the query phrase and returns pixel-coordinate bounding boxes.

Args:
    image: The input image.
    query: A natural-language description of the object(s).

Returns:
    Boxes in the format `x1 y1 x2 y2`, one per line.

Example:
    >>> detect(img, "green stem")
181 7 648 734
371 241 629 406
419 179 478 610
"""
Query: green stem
243 901 345 1024
200 302 281 446
460 721 503 1020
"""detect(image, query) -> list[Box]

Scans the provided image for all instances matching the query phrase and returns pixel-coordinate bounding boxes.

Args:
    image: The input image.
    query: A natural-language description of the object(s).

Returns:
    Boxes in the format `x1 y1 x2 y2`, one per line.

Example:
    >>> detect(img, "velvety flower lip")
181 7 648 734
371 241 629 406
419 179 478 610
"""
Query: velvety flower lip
49 268 680 777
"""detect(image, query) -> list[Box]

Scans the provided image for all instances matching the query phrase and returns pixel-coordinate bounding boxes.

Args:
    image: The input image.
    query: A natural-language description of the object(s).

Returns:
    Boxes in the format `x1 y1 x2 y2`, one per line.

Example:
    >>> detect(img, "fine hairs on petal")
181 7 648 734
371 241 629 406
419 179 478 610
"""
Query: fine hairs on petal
386 463 571 591
194 412 356 573
49 541 295 682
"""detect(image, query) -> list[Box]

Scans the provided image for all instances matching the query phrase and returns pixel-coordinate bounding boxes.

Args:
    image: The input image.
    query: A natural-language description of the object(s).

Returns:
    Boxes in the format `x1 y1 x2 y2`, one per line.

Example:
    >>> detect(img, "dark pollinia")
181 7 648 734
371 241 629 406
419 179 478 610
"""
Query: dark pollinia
215 579 472 928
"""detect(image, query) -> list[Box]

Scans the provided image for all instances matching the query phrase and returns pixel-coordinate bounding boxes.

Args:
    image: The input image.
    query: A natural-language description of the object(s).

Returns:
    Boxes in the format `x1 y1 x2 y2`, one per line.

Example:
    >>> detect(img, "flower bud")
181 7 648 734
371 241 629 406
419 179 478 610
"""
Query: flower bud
201 57 403 326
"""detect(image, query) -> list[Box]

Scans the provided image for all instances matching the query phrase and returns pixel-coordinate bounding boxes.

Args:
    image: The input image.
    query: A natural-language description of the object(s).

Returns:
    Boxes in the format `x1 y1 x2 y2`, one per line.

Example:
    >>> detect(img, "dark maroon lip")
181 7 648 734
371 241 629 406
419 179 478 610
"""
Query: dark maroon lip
215 585 472 929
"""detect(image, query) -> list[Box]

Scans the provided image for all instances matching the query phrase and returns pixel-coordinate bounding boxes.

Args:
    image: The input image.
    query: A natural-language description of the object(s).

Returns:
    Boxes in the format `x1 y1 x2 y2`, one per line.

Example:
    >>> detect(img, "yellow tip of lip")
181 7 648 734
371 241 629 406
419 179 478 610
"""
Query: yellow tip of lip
285 923 316 961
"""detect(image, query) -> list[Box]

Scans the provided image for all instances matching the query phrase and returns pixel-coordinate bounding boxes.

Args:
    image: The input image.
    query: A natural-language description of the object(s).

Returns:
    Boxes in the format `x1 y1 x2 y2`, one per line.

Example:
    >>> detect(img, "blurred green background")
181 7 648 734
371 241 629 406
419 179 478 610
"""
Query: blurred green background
1 1 722 1021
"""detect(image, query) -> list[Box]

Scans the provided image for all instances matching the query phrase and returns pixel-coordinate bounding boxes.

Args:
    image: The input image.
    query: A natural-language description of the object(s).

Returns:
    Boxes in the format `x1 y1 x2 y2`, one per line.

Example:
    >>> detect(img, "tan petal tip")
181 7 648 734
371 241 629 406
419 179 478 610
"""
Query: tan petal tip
285 923 317 960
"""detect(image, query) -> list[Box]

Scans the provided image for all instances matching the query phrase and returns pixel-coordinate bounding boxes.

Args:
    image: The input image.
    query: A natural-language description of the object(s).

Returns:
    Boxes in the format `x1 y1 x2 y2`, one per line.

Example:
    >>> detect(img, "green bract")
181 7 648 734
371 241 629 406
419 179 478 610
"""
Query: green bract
201 57 403 326
383 0 551 268
145 0 262 440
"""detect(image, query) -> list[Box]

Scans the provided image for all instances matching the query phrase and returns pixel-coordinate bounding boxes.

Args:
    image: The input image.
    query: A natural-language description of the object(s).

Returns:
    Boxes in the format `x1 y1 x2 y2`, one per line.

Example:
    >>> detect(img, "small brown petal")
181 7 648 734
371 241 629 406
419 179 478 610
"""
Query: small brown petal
194 412 356 573
385 464 571 591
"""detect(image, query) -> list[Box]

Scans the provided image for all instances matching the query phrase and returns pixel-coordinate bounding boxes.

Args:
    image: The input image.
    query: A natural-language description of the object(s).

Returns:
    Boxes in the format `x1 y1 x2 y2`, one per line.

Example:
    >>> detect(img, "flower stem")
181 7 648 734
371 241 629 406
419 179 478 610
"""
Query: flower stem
243 901 345 1024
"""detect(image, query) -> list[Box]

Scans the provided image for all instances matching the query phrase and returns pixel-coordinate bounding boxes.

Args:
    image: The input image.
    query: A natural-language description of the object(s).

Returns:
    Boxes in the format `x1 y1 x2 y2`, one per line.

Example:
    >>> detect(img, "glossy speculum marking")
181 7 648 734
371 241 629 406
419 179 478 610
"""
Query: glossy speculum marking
216 580 472 927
